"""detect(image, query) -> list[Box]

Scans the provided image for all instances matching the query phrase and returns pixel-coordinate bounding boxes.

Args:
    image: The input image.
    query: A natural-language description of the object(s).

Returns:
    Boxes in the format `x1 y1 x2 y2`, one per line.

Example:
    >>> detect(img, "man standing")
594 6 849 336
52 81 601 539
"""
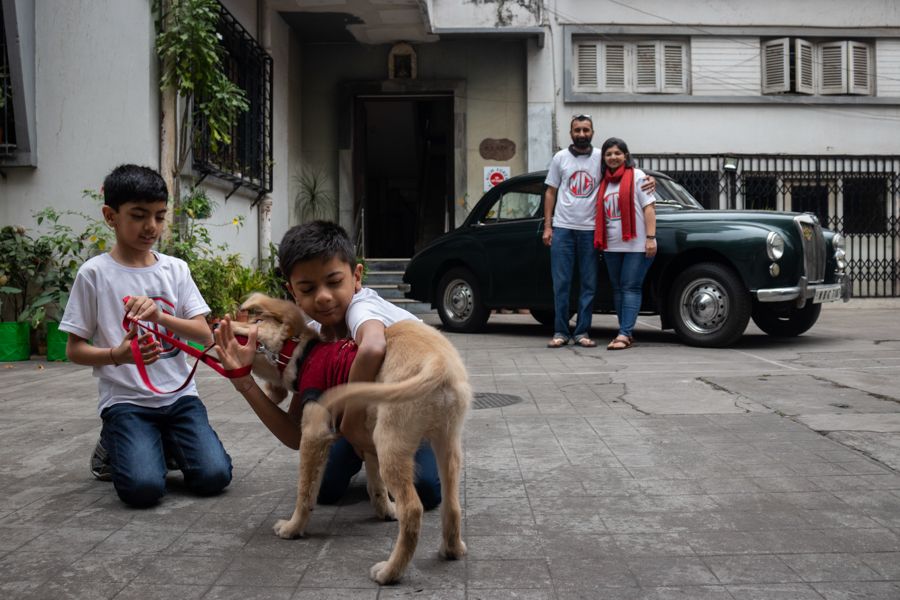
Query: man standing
543 115 653 348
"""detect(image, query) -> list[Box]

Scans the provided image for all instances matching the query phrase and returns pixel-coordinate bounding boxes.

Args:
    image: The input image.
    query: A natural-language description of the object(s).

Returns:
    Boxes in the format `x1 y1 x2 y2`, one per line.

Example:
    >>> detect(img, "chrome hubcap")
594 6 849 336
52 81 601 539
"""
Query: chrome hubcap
443 279 473 322
679 278 729 334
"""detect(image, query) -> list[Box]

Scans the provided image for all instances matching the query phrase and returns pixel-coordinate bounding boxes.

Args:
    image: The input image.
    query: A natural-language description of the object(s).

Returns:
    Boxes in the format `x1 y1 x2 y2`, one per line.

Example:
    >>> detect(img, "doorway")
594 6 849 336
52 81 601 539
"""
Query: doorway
354 95 453 257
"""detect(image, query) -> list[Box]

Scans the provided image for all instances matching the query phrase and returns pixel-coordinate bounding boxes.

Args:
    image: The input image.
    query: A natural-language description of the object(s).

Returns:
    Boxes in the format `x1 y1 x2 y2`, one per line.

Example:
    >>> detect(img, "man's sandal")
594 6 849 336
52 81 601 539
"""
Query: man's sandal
607 336 633 351
547 336 569 348
574 336 598 348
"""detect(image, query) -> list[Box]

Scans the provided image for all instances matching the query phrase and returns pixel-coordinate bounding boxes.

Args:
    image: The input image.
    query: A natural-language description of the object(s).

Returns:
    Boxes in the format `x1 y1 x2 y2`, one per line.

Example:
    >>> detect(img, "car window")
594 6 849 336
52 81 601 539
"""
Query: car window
483 182 545 222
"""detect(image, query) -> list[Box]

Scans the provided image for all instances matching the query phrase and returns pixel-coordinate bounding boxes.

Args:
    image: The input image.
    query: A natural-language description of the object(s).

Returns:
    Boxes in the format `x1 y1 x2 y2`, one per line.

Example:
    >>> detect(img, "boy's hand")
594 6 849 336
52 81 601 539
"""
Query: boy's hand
213 316 257 387
124 295 161 323
114 325 161 365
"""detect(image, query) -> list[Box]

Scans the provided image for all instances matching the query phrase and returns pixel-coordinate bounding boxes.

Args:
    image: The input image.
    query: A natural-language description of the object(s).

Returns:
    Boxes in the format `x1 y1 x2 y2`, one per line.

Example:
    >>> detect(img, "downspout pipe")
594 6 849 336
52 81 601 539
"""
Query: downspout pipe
257 0 273 265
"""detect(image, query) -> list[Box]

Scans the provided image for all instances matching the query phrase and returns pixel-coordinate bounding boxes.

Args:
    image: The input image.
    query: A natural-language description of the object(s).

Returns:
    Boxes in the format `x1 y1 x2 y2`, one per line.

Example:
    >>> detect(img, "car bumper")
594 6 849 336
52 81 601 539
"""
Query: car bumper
755 273 851 306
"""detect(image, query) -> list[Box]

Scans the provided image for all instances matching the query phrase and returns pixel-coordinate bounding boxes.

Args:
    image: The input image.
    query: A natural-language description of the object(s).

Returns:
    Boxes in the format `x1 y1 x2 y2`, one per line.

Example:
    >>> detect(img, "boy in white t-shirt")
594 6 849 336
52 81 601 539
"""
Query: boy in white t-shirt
220 221 441 509
60 164 231 507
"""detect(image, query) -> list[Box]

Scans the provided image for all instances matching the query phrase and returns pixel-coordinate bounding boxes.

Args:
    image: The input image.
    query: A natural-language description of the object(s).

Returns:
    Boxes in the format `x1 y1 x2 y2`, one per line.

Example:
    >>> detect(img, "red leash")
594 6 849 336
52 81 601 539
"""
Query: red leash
122 296 252 394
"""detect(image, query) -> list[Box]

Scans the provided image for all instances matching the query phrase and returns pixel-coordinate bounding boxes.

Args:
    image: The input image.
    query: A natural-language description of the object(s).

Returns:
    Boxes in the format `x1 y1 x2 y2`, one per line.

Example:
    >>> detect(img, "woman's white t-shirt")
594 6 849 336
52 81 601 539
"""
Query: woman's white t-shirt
601 168 656 253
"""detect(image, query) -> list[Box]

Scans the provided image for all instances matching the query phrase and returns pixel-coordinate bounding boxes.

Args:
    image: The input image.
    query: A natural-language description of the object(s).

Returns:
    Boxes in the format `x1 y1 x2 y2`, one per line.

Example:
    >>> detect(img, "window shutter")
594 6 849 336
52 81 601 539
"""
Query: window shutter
794 38 815 94
635 43 659 92
661 43 686 93
602 43 627 91
574 42 600 90
820 41 848 94
762 38 790 94
848 41 872 95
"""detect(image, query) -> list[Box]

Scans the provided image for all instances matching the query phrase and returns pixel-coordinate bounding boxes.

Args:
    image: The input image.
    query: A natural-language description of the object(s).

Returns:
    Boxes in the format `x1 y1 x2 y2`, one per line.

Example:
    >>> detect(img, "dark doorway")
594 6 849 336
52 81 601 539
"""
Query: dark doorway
354 95 453 257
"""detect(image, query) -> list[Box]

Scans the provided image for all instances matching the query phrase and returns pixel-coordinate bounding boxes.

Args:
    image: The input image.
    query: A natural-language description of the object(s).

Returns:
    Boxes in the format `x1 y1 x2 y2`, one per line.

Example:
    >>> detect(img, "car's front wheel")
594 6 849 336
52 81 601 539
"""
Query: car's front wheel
668 263 750 347
437 267 490 333
751 301 822 337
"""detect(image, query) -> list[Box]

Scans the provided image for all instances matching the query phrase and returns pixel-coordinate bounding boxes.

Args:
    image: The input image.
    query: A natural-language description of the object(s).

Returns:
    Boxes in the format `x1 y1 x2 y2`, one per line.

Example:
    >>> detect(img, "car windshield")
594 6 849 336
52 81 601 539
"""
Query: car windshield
653 177 704 209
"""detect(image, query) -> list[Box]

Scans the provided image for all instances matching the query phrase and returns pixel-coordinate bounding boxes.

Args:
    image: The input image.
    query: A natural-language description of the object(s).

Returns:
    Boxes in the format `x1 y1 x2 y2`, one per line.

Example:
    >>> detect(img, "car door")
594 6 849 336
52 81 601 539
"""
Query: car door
471 181 546 307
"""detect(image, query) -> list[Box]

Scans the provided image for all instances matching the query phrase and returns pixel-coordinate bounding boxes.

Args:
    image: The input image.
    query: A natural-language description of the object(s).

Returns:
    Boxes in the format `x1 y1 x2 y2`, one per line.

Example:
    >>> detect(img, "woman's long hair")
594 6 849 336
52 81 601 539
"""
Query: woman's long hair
599 137 635 178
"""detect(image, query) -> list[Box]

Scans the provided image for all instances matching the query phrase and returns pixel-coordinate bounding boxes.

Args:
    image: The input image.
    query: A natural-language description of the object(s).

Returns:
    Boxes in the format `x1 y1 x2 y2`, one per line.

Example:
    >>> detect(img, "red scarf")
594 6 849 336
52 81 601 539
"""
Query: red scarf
594 165 636 250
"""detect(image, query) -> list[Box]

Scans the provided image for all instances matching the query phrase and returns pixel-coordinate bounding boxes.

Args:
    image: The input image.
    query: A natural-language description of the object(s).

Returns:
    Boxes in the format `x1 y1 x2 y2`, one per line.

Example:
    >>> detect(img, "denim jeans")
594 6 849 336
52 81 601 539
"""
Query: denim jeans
100 395 232 507
603 251 654 338
317 438 442 510
550 227 598 339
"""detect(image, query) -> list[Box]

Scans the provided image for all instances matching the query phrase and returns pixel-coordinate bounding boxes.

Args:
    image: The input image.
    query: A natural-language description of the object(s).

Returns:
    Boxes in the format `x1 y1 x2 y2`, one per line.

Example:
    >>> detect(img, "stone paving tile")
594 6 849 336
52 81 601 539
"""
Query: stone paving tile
702 554 801 584
811 581 900 599
726 583 826 599
626 556 720 587
859 551 900 579
777 552 883 583
467 559 553 589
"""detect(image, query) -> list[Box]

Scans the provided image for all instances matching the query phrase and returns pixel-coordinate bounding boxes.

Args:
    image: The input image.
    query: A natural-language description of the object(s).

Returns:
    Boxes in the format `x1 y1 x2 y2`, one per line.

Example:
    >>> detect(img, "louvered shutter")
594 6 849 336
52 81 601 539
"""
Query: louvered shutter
635 43 659 92
661 43 686 93
574 42 600 90
602 43 627 91
820 41 848 94
794 38 815 94
762 38 790 94
848 41 872 95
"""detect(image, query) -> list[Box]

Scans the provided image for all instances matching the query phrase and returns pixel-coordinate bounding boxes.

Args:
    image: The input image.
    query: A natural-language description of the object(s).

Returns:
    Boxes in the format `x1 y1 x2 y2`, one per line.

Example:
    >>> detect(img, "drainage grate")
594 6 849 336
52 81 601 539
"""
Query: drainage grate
472 392 523 410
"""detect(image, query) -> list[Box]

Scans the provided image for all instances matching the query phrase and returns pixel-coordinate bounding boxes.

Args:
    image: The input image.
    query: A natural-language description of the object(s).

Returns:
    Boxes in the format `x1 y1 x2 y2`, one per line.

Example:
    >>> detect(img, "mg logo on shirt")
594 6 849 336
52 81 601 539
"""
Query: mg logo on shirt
568 171 596 198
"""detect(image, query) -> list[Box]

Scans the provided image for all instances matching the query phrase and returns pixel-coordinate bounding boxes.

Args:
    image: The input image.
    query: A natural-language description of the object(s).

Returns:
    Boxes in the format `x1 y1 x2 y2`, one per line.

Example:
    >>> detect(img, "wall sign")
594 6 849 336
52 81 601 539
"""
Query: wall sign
484 166 511 192
479 138 516 161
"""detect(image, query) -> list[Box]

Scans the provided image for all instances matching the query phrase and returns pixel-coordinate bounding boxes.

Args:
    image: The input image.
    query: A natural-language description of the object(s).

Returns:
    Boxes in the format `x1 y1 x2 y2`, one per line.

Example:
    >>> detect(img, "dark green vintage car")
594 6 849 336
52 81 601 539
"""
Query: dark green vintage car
401 170 850 347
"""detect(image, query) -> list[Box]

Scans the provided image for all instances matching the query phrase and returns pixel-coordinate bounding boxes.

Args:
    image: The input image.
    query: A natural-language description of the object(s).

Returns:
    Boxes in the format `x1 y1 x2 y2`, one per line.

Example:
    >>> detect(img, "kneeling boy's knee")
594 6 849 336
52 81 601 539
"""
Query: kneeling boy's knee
116 478 166 508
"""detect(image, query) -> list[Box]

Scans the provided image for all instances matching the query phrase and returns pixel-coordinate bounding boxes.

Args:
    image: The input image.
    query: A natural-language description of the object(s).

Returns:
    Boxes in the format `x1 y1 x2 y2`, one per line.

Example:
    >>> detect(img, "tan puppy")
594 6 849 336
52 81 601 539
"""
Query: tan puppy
232 293 471 585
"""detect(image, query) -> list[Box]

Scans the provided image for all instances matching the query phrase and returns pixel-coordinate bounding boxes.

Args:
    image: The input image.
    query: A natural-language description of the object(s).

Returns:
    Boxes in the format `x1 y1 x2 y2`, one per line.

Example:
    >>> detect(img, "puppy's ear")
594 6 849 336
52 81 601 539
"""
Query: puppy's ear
241 292 268 313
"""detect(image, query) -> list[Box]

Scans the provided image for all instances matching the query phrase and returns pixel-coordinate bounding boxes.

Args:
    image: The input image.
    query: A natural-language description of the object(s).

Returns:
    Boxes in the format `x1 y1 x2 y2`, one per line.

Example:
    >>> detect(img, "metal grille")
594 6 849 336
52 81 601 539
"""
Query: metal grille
0 4 15 155
193 2 273 196
634 154 900 298
472 393 523 410
795 214 826 282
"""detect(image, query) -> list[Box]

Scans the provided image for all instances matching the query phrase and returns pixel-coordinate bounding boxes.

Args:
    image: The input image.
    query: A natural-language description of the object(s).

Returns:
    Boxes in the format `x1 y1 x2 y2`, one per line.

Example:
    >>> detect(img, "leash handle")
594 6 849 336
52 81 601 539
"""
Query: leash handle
123 296 252 394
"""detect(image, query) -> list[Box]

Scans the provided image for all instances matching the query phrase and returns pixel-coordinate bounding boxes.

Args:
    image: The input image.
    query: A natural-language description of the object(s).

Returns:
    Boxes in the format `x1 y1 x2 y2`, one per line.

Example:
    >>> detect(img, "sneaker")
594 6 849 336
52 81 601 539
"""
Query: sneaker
90 439 112 481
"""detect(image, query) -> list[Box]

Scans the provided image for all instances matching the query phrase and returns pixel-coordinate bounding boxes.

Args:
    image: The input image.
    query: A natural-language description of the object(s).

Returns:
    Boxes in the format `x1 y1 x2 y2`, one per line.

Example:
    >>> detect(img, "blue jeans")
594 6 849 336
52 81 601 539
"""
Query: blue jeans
603 251 654 338
550 227 598 339
100 395 232 507
317 438 442 510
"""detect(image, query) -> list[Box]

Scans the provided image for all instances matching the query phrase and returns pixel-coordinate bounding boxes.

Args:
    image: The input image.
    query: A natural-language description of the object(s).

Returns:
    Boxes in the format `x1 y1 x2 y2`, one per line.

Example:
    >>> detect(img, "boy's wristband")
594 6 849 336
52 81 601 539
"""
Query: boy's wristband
233 377 256 394
109 347 119 366
646 235 656 240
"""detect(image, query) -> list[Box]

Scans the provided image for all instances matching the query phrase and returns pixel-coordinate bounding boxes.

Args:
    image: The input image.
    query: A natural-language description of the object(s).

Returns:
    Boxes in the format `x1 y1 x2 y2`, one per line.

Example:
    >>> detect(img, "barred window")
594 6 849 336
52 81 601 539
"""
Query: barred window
670 172 719 209
790 184 830 227
193 3 273 195
743 176 778 211
842 177 887 234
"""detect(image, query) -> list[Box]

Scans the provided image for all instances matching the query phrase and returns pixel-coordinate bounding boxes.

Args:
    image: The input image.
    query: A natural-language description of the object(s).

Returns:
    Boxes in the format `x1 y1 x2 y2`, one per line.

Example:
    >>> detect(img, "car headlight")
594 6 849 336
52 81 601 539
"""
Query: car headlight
832 232 845 251
835 248 847 270
766 232 785 261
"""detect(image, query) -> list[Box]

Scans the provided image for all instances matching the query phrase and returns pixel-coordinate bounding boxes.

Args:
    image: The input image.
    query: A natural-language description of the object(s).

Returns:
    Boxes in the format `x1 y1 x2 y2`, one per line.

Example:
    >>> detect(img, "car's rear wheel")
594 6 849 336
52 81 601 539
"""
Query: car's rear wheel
751 301 821 337
437 268 490 333
668 263 750 347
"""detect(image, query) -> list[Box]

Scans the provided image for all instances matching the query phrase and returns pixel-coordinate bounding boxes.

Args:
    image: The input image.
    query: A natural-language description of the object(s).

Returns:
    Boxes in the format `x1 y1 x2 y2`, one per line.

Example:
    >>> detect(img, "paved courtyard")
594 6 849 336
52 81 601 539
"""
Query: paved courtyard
1 300 900 599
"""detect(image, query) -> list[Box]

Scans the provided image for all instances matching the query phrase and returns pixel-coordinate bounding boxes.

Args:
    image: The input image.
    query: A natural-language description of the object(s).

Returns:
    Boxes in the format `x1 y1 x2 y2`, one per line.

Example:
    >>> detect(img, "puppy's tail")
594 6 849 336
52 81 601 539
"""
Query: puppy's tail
319 354 446 411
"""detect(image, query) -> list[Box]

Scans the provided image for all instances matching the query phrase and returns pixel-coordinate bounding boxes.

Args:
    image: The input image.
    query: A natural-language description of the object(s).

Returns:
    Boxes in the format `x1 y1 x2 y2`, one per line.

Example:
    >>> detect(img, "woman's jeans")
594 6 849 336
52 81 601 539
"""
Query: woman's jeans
100 395 232 508
317 438 442 510
550 227 598 339
603 251 655 338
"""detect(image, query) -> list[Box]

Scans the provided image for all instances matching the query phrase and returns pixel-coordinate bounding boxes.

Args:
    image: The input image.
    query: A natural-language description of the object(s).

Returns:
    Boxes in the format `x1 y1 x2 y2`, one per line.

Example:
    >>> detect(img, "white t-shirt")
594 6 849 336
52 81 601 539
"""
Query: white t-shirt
308 287 421 340
59 252 210 414
601 168 656 253
544 147 604 231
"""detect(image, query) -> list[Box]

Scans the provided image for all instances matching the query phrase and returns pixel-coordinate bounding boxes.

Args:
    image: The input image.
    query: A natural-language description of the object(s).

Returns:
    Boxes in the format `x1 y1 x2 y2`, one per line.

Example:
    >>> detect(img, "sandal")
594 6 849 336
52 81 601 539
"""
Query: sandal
547 335 569 348
607 336 633 351
574 336 597 348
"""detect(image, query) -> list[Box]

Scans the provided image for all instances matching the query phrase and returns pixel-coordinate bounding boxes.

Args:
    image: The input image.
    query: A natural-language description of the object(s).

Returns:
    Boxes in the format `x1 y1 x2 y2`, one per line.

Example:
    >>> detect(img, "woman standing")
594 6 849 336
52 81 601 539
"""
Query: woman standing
594 137 657 350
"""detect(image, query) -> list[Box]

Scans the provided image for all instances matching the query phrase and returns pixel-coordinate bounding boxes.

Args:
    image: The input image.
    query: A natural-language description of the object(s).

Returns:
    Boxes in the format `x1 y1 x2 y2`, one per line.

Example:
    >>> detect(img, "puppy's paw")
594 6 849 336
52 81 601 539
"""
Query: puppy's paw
439 539 467 560
373 498 397 521
369 560 401 585
272 519 303 539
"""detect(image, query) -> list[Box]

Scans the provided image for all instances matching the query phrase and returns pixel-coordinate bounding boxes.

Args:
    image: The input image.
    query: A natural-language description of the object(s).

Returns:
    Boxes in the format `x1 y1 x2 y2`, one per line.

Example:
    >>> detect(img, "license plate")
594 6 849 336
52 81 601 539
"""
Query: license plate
813 285 842 303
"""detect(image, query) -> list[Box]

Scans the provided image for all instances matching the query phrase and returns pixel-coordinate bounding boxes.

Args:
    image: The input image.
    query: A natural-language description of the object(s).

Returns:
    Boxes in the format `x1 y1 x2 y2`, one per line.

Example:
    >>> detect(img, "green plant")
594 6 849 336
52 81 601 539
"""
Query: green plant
0 225 49 321
18 200 112 328
294 166 335 223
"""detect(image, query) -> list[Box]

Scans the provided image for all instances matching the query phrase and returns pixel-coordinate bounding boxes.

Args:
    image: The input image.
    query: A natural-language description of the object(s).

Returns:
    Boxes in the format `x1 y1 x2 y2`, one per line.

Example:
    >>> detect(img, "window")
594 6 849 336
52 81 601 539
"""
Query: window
670 172 719 209
842 177 887 234
762 38 873 96
193 3 273 195
742 176 778 211
574 39 688 94
483 183 543 222
0 5 15 154
790 184 830 227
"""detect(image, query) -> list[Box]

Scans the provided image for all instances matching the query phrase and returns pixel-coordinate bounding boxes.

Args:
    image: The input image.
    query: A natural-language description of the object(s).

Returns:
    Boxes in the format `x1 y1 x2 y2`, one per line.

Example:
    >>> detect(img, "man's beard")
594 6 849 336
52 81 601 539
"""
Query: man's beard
573 137 593 149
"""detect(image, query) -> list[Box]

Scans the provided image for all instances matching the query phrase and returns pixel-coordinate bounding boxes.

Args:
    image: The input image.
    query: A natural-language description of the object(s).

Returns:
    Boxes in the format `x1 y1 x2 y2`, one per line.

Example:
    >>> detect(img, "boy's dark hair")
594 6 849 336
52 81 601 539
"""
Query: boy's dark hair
278 220 357 279
103 164 169 209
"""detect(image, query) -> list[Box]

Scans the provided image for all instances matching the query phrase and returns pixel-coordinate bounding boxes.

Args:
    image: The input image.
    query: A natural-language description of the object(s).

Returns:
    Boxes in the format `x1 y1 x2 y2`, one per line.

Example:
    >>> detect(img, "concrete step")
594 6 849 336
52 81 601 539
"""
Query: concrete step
388 298 434 315
367 283 405 300
364 257 410 272
364 270 406 286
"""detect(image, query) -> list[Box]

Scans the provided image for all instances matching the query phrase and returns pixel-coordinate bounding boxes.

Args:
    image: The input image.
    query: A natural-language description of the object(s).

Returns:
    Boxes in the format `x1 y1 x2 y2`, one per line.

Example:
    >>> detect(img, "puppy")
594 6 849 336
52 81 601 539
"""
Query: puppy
232 293 471 584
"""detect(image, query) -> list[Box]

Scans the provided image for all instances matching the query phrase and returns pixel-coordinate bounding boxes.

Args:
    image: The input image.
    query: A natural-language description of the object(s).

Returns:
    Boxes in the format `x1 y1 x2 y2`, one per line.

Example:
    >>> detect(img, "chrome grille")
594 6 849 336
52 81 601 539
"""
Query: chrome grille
794 214 826 283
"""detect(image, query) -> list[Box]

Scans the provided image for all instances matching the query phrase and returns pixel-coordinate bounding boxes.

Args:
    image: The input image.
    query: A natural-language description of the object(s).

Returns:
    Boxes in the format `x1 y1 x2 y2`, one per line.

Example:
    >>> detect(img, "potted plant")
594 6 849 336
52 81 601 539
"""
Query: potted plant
19 202 111 360
0 225 49 361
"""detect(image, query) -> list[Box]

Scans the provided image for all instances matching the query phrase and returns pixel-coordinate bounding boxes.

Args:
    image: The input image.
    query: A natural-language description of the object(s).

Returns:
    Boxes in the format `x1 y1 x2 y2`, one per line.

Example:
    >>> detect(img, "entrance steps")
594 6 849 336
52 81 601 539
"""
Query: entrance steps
363 257 434 315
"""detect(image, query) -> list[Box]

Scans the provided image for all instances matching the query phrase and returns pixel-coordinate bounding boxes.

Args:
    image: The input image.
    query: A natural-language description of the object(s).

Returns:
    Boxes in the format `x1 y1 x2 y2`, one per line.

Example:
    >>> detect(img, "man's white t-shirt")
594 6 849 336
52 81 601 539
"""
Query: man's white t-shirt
544 147 604 231
308 287 421 340
601 168 656 253
59 252 210 414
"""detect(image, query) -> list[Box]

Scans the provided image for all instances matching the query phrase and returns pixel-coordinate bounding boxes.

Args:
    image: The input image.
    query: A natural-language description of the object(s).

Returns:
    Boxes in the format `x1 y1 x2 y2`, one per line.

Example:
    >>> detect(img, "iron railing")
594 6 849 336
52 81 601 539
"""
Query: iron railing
193 2 273 197
635 154 900 298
